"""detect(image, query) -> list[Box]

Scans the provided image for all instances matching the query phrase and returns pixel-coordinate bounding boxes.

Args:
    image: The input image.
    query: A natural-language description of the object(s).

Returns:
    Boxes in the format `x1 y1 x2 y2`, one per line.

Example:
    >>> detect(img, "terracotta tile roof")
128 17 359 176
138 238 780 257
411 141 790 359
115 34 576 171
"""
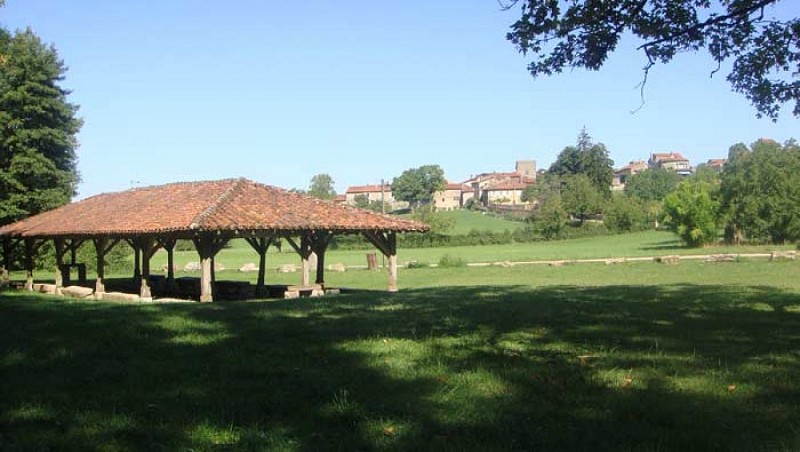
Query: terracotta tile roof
485 180 530 191
442 182 463 191
0 178 428 238
345 184 391 194
650 152 688 162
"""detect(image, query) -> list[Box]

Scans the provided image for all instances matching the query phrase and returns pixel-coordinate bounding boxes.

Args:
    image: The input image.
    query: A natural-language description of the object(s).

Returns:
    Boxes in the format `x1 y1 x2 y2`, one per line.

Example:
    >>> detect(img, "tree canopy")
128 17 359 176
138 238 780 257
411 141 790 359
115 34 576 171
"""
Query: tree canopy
549 128 614 195
560 173 603 224
0 28 81 225
623 167 680 201
307 173 337 200
663 178 719 247
504 0 799 119
391 165 446 209
720 138 800 243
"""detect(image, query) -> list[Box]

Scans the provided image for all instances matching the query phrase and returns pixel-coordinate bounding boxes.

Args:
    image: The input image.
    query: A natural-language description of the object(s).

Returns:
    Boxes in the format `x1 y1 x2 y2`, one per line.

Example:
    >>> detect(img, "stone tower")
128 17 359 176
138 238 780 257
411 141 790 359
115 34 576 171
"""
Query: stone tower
515 160 536 176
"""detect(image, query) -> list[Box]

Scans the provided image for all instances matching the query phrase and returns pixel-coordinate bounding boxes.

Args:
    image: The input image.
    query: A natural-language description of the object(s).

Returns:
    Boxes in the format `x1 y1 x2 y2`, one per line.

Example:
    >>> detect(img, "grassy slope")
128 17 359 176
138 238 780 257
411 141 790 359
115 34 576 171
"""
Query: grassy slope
435 210 522 235
2 261 800 450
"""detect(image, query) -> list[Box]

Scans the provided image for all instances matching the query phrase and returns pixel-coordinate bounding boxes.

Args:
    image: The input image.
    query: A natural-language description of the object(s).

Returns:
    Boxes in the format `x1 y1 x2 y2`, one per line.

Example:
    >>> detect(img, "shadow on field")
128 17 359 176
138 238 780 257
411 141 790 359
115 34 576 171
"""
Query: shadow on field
1 284 799 450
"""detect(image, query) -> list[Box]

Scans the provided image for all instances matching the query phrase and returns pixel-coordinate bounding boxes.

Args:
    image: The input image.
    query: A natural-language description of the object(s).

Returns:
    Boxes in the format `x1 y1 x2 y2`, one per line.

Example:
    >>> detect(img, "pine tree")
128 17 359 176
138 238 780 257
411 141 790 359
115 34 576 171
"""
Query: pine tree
0 28 82 225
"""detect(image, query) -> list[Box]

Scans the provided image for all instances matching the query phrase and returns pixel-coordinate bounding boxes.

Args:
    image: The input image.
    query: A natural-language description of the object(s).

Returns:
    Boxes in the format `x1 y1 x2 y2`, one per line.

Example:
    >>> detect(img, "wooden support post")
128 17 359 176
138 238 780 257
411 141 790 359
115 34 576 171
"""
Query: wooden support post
24 238 36 291
192 234 230 302
162 238 177 288
138 238 160 300
127 239 142 285
1 239 11 288
167 243 175 283
93 238 118 295
286 235 313 287
71 239 87 284
301 235 311 287
310 231 333 286
245 236 274 298
54 238 66 288
362 231 399 292
200 251 213 301
388 253 398 292
95 238 107 294
211 255 217 285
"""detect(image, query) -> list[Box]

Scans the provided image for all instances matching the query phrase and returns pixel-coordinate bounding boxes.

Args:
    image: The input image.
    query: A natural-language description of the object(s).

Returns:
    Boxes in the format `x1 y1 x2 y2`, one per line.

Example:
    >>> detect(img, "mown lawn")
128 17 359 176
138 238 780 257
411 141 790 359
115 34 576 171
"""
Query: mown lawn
2 260 799 450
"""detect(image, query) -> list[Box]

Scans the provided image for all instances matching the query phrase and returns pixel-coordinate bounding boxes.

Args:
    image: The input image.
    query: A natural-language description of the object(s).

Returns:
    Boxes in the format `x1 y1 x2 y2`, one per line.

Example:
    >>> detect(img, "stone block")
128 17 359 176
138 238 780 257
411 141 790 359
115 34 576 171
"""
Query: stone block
239 262 259 272
327 262 347 272
278 264 297 273
161 264 179 273
39 284 57 294
100 292 141 302
183 261 201 272
62 285 94 299
284 290 300 299
771 250 796 261
655 255 680 264
706 254 736 263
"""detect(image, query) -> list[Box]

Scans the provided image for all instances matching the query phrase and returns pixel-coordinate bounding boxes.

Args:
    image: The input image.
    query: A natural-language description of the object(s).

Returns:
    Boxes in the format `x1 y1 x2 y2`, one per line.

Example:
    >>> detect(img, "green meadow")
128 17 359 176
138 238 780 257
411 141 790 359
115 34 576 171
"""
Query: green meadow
146 230 793 276
2 253 800 450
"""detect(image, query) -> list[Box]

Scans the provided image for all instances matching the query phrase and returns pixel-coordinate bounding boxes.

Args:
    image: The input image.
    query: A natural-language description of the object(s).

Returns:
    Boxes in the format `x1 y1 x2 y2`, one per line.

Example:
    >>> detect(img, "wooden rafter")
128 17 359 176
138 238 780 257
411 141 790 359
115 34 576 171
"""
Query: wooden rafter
362 230 397 257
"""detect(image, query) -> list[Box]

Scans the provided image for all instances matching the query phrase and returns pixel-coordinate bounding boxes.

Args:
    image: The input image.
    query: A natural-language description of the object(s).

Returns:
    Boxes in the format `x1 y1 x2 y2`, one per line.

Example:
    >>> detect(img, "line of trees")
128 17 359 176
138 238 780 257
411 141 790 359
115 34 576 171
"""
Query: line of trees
521 131 800 247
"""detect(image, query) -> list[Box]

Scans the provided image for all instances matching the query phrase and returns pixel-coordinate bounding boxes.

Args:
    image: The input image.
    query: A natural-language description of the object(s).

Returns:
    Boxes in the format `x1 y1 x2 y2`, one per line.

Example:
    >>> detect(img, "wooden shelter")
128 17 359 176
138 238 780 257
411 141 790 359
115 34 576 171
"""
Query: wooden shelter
0 178 428 301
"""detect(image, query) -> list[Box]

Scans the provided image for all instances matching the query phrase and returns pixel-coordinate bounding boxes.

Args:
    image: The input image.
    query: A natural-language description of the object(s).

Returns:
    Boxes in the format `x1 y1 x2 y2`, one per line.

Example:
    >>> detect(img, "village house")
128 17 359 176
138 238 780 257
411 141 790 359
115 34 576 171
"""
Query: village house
345 159 537 211
464 160 537 207
612 160 649 190
649 152 692 175
482 179 531 205
344 184 408 211
705 158 727 171
433 182 467 211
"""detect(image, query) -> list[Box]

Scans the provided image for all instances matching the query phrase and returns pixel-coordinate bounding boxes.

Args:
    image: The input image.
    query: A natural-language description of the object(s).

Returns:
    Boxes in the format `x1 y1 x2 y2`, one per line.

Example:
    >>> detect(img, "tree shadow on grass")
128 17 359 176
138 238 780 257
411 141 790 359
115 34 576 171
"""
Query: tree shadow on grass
1 283 800 450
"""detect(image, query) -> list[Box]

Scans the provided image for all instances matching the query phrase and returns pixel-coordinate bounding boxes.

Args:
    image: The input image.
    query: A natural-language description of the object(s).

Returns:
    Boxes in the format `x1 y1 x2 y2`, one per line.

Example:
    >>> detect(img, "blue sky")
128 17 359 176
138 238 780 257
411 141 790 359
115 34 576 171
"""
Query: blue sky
3 1 798 198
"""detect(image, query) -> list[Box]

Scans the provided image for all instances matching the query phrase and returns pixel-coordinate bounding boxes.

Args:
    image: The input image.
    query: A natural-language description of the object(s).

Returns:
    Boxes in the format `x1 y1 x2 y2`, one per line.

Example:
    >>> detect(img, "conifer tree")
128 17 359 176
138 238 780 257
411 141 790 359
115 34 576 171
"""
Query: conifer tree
0 28 82 225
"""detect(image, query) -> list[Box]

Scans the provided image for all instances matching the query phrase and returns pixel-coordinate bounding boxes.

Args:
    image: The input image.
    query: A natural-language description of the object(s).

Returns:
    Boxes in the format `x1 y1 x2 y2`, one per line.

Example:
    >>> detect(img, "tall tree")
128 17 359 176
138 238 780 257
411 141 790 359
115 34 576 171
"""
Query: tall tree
0 28 82 225
307 173 336 200
624 168 680 201
560 174 602 225
549 129 614 195
391 164 446 210
504 0 799 119
720 138 800 243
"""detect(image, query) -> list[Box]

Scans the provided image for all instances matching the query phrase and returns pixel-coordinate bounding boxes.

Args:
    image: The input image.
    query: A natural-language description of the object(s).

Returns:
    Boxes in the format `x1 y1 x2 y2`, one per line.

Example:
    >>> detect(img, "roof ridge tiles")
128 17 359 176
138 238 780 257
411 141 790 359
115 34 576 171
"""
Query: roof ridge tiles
189 178 247 230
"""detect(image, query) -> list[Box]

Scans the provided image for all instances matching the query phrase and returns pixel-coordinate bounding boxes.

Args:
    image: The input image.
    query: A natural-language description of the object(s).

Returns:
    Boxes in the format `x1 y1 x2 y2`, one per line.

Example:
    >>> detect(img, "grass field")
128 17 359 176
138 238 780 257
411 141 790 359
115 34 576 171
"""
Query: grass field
434 210 522 235
2 259 800 450
141 230 794 278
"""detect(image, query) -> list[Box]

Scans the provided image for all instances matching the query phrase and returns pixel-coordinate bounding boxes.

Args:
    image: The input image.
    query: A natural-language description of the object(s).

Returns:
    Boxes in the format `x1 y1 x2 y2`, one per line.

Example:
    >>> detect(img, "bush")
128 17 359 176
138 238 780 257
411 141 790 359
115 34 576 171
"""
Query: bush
604 194 649 233
406 261 429 269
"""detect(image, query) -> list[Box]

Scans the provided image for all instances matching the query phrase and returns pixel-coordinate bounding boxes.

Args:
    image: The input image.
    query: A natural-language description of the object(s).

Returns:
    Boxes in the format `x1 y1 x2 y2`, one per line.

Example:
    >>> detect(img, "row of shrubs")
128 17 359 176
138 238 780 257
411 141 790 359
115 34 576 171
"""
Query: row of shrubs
331 222 613 251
